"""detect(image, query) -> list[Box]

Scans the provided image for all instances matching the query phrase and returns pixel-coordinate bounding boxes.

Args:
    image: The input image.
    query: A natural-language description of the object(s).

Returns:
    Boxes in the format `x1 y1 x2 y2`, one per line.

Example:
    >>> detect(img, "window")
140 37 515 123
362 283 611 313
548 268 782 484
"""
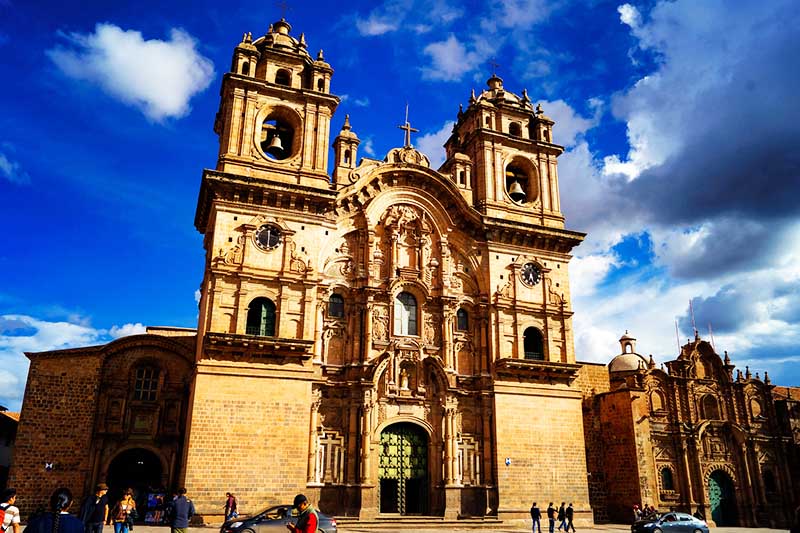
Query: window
246 297 276 336
328 294 345 318
344 149 351 165
701 395 720 420
133 366 159 401
393 292 418 336
316 78 325 92
505 164 529 204
660 467 675 491
509 122 522 137
241 61 249 76
457 309 469 331
523 327 544 360
275 69 291 86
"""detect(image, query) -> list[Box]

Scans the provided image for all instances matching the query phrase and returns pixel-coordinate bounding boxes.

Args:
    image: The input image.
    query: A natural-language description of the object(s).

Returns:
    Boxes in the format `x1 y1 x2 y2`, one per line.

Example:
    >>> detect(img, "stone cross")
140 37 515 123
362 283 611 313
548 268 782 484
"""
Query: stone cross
397 104 418 147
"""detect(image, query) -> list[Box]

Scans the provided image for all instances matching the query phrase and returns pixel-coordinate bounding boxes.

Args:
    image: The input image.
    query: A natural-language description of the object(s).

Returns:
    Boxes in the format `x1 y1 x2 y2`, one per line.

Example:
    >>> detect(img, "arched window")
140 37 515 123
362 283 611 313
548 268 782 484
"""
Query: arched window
246 297 276 336
457 308 469 331
523 327 544 360
133 366 159 401
393 292 417 336
316 78 325 92
651 390 665 412
328 294 345 318
458 170 465 185
509 122 522 137
344 149 351 165
241 61 250 76
485 116 491 128
275 69 291 86
701 395 720 420
660 467 675 491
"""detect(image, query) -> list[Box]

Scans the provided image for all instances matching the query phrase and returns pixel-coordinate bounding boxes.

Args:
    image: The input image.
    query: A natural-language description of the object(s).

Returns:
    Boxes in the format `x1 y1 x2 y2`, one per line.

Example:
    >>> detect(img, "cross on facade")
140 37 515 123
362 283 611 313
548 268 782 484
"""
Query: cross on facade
276 0 290 18
488 58 500 76
397 104 418 147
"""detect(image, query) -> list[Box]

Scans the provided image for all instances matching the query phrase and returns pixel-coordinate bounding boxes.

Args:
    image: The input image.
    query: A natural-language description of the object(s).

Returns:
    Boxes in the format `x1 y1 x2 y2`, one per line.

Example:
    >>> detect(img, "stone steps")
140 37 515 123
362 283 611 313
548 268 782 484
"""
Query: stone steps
334 516 506 529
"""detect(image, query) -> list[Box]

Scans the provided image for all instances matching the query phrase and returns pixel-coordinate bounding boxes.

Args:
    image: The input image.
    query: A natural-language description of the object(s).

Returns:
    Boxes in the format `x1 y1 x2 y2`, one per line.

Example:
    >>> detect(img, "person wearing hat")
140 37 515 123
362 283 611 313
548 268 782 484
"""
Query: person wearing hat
286 494 317 533
79 483 109 533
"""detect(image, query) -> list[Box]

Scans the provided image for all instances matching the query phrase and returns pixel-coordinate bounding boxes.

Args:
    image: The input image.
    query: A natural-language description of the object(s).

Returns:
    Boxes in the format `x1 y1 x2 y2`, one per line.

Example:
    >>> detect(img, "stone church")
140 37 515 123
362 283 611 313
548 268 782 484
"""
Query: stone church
9 18 799 526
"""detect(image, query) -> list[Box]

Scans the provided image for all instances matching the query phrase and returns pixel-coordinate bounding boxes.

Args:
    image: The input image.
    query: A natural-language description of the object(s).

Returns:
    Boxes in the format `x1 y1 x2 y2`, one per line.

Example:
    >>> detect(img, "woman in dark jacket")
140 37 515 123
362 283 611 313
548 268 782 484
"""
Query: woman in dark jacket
25 488 84 533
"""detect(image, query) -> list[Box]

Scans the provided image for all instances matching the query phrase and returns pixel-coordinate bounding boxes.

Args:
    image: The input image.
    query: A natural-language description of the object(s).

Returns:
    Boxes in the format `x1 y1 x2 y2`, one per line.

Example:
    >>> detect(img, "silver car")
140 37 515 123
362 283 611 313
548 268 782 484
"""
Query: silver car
221 504 337 533
632 512 709 533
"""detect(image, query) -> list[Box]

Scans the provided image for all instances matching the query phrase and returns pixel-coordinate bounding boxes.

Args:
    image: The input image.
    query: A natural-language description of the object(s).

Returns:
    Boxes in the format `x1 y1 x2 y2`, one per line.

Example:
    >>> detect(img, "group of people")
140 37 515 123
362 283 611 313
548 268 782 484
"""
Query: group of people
633 503 659 522
0 485 195 533
530 502 576 533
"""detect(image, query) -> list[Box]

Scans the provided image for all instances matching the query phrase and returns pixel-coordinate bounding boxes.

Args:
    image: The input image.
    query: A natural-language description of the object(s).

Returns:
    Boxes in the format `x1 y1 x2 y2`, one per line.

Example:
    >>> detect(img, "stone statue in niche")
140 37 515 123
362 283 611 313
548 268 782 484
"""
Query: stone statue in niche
372 306 389 341
400 368 409 390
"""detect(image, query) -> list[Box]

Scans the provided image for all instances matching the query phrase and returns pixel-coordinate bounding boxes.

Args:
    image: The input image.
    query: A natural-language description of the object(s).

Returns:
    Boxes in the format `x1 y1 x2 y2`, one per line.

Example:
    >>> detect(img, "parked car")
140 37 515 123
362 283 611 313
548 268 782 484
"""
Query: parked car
221 504 337 533
632 512 708 533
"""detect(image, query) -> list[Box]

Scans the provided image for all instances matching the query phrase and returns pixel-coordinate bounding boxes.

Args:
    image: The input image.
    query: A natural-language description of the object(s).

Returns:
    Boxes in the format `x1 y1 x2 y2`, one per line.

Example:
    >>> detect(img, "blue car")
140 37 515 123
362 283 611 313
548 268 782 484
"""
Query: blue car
632 512 709 533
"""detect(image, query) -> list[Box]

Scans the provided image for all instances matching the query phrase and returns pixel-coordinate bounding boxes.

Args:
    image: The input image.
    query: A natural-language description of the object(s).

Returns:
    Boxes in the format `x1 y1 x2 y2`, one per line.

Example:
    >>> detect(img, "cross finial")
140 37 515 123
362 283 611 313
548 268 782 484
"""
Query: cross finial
397 103 418 147
276 0 290 19
488 57 500 76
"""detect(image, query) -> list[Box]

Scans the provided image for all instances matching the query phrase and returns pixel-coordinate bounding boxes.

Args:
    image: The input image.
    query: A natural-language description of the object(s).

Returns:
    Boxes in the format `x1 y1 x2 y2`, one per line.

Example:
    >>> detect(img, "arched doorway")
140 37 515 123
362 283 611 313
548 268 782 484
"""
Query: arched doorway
107 448 163 514
378 423 428 515
708 470 737 526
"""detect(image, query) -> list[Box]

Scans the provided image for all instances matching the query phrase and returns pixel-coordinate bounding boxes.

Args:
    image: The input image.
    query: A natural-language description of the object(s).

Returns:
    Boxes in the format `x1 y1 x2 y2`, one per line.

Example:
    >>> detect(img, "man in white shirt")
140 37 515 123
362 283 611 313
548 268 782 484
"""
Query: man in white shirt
0 488 21 533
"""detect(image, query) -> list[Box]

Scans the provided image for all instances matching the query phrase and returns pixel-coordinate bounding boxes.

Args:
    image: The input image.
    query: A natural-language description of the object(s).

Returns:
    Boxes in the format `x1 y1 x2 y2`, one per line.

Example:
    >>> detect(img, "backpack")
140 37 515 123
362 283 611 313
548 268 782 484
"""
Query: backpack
0 502 11 532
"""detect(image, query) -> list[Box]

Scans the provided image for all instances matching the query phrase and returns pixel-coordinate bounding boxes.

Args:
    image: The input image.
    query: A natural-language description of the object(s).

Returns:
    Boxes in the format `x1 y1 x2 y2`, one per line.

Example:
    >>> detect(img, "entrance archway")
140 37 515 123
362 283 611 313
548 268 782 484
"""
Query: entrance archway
107 448 164 513
708 470 737 526
378 423 428 515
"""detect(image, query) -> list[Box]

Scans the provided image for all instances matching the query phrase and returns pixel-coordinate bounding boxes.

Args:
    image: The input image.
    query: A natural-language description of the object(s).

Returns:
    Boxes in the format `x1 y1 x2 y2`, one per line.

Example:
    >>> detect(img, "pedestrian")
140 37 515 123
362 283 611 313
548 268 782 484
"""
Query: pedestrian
24 487 84 533
286 494 317 533
633 504 641 522
557 502 567 531
167 488 195 533
109 489 136 533
79 484 109 533
565 503 576 533
547 502 557 533
223 493 238 521
530 501 541 533
0 488 21 533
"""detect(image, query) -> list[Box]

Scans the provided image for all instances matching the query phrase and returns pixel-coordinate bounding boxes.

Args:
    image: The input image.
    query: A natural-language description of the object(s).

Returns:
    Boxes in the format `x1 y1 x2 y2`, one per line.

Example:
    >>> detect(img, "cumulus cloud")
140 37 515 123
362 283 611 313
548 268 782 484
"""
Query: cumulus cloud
416 121 454 169
46 23 215 121
353 0 463 36
421 35 478 81
0 151 30 184
0 315 152 409
109 322 146 338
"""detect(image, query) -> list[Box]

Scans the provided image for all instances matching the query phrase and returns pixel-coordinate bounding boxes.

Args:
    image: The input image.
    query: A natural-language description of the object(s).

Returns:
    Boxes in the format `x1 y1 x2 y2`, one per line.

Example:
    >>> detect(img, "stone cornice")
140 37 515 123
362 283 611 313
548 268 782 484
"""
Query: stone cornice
202 332 314 363
494 358 581 384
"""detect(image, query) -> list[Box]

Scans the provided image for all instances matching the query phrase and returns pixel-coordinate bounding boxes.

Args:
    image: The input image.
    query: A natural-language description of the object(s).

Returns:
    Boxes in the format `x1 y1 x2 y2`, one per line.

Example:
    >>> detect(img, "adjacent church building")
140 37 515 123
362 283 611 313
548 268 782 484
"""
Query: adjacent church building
9 19 799 527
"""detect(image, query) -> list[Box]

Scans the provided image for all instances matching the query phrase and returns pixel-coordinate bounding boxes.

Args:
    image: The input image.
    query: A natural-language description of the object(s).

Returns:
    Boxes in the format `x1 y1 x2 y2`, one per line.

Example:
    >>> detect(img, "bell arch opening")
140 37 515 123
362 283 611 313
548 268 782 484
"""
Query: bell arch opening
378 422 429 515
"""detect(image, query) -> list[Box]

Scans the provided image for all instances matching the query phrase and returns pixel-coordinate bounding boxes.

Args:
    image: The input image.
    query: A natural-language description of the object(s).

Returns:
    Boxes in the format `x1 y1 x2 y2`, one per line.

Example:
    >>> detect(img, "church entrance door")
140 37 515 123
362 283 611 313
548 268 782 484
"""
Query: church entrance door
708 470 737 526
378 423 428 515
107 448 163 512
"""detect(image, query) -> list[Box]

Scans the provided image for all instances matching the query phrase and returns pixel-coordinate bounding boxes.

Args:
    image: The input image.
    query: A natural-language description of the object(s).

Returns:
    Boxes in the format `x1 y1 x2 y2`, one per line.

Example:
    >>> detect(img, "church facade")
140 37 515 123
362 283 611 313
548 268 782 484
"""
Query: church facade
9 19 799 527
11 19 591 522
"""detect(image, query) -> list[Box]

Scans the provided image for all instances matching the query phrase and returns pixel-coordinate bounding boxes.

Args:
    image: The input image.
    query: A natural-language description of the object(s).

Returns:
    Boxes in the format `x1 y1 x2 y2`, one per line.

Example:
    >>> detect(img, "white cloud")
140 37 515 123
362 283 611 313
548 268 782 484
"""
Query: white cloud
353 97 370 107
194 289 201 304
46 23 215 121
361 138 376 157
416 121 454 169
421 35 478 81
109 322 146 338
355 16 398 36
0 152 30 184
494 0 552 29
617 4 641 29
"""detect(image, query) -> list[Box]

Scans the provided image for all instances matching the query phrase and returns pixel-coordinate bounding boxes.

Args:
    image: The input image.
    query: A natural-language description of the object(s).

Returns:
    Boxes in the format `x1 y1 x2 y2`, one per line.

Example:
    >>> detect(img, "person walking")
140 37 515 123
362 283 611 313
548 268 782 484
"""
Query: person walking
286 494 317 533
167 488 195 533
557 502 567 531
223 493 238 521
108 490 135 533
530 501 541 533
0 488 21 533
547 502 557 533
25 488 84 533
565 503 576 533
79 484 109 533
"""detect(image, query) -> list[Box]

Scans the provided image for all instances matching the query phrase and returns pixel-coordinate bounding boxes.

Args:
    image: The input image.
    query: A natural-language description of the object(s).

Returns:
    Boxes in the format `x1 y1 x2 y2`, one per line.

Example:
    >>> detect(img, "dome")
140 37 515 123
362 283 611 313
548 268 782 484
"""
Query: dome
474 75 533 110
609 352 648 373
252 18 311 60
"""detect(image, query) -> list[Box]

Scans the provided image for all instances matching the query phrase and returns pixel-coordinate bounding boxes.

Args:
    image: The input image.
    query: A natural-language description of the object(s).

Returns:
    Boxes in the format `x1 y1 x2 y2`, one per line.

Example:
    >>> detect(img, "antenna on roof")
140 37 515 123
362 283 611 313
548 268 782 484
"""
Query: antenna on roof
675 319 681 354
708 322 716 351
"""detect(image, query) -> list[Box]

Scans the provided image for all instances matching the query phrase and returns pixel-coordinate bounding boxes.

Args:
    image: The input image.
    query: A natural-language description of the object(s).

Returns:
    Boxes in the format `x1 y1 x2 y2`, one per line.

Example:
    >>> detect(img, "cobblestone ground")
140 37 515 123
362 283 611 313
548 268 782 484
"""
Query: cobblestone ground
30 525 785 533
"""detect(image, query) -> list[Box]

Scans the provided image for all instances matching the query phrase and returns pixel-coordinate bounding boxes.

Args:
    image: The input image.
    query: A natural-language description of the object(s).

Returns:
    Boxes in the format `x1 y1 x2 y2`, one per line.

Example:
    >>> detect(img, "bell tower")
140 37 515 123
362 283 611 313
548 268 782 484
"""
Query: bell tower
213 19 338 188
441 75 562 227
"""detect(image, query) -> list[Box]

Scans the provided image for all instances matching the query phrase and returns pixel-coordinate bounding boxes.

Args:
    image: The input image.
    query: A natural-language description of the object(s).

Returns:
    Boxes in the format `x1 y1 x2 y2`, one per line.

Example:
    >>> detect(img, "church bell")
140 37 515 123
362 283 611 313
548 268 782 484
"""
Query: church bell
266 133 284 158
508 180 526 203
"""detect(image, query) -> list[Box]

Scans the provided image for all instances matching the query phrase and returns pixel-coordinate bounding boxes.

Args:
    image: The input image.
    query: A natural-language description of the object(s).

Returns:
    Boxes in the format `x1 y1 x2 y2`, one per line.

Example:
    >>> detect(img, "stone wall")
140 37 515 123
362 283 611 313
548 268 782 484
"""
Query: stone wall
577 362 611 522
181 360 313 518
493 382 591 525
9 350 102 514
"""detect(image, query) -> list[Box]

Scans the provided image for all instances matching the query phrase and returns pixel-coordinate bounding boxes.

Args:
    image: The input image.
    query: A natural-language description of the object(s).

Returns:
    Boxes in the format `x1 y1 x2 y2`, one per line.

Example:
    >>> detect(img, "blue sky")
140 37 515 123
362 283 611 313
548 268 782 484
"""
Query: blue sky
1 0 799 410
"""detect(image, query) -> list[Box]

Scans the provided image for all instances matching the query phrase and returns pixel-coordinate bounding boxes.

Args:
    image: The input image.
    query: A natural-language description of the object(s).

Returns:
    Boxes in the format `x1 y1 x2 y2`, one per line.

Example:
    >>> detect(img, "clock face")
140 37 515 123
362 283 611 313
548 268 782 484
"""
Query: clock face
255 224 282 250
520 262 542 286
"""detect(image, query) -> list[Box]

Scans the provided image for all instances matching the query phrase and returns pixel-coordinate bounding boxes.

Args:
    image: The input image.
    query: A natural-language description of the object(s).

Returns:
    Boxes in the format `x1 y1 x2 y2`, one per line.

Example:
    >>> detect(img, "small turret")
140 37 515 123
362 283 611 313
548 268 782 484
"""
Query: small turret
332 115 360 187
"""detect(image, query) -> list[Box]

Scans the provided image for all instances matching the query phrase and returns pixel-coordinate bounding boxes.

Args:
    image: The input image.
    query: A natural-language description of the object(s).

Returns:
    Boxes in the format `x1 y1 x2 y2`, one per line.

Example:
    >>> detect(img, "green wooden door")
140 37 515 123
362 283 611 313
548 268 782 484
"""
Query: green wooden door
379 423 428 514
709 470 737 526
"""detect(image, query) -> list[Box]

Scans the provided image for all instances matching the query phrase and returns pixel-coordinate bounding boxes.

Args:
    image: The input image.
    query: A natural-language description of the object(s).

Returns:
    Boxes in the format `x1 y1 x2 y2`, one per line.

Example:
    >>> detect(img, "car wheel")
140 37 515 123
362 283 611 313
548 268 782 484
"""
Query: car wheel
241 528 255 533
694 529 703 533
653 528 662 533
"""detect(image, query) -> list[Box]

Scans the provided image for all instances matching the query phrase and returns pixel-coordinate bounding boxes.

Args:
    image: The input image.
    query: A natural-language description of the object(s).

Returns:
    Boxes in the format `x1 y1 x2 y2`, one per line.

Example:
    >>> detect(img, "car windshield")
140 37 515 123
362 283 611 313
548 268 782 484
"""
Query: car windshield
253 505 291 520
